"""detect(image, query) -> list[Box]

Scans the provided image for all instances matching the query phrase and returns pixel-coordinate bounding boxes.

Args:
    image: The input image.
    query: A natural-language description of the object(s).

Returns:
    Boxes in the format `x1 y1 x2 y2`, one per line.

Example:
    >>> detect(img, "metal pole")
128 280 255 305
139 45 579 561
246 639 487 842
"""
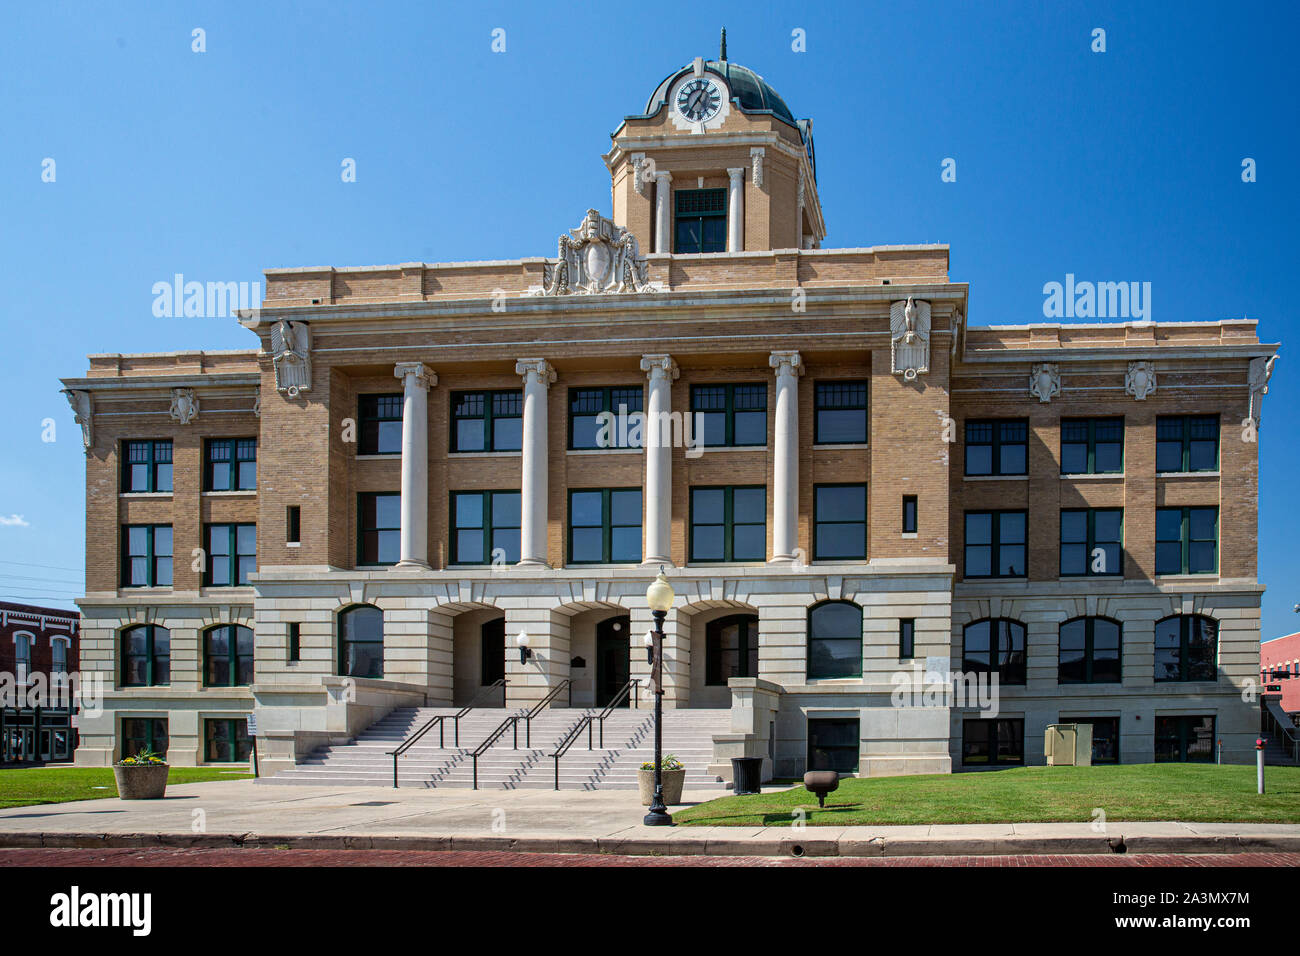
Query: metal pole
643 608 673 826
1257 738 1265 794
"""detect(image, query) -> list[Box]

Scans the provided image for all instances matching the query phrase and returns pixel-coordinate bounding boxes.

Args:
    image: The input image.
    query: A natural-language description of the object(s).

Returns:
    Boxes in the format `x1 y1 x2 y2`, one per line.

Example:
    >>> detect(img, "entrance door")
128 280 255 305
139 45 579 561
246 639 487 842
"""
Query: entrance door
595 616 631 708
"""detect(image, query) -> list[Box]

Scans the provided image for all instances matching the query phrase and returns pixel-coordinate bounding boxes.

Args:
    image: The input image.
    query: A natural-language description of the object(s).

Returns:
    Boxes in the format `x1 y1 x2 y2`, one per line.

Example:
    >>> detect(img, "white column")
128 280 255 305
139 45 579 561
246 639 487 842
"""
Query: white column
726 167 745 252
654 171 673 253
640 354 679 566
515 358 555 566
769 351 803 562
394 362 435 569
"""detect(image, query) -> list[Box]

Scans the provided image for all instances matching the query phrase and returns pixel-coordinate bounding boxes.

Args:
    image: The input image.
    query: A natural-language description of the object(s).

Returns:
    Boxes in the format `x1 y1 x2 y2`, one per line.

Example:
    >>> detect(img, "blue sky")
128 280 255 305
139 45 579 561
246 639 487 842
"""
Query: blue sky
2 1 1296 638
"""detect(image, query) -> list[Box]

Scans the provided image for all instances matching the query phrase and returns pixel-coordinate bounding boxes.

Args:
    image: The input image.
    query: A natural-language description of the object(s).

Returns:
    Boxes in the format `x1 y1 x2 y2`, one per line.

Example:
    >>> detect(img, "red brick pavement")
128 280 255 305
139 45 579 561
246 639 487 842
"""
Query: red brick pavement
1 848 1297 867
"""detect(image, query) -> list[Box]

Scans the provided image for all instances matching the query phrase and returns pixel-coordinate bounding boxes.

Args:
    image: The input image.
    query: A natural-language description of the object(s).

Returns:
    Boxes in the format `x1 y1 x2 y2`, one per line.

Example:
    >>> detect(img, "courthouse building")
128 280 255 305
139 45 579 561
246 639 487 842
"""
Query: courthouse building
61 49 1277 780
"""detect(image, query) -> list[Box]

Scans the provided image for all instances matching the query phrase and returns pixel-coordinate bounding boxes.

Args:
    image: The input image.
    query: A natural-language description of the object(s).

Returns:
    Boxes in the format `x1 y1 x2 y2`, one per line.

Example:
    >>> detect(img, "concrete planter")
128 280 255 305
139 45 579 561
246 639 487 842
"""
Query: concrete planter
638 768 686 807
113 764 170 800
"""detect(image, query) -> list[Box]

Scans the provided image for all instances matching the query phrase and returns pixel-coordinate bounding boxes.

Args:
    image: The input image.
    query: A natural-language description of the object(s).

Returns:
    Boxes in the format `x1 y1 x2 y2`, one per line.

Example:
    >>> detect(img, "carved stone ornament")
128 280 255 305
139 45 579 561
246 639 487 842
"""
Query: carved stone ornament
1029 363 1061 403
531 209 660 296
631 153 648 197
750 147 765 188
169 388 200 425
1125 361 1157 401
270 319 312 398
1248 354 1278 425
951 309 964 359
889 297 931 381
63 389 92 454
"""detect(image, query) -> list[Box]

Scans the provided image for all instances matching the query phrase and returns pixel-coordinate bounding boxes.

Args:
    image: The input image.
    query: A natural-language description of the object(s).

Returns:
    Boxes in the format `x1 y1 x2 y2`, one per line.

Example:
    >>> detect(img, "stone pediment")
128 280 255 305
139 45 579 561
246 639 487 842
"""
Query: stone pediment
529 209 661 296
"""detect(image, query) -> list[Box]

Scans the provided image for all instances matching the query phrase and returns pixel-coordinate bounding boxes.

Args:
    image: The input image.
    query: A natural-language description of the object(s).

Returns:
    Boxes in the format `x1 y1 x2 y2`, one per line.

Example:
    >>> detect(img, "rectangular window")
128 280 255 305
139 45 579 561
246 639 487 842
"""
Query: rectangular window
673 187 727 254
121 525 173 587
1059 508 1123 576
568 488 642 564
964 420 1027 476
899 619 915 659
451 491 522 565
814 381 868 444
51 639 67 677
962 718 1025 767
689 486 766 562
902 495 918 534
286 506 301 544
569 386 644 450
121 717 168 759
690 384 767 448
964 511 1026 578
122 440 173 493
1155 616 1218 682
807 717 860 774
359 394 403 455
1154 715 1215 763
812 484 867 560
205 438 257 490
287 622 301 662
358 492 401 565
1156 506 1218 575
204 718 253 763
1058 618 1122 684
451 390 523 452
1064 716 1120 764
1156 415 1219 473
1060 417 1124 475
14 635 31 683
205 524 256 586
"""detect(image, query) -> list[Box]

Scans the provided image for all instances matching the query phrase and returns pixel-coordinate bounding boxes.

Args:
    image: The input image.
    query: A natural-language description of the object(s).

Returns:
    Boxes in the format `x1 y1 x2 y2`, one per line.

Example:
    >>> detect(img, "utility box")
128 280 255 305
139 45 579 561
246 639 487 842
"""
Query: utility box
1044 723 1093 766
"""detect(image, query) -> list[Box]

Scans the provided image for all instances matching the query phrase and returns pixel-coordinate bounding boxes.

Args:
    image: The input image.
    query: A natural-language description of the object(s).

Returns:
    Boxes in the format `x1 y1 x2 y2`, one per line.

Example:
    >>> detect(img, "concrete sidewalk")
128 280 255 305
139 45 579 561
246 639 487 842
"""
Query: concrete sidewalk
1 780 1297 858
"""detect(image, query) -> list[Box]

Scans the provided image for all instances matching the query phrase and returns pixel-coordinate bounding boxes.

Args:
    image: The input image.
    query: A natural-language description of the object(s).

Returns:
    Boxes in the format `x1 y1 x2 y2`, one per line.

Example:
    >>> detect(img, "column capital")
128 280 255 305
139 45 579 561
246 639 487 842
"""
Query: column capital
640 354 680 382
727 167 746 184
769 350 805 378
515 358 556 387
655 170 673 185
394 362 436 389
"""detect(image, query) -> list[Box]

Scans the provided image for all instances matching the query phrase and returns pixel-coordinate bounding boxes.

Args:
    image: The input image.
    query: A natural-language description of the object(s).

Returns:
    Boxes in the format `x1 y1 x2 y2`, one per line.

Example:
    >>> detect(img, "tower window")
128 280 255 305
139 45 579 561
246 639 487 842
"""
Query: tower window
674 188 727 254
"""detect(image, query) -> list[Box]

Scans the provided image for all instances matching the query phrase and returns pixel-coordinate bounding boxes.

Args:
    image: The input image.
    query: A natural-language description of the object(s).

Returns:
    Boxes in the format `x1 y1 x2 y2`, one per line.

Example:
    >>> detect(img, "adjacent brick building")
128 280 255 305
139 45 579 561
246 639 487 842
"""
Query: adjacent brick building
1261 633 1300 716
0 602 79 763
60 50 1276 779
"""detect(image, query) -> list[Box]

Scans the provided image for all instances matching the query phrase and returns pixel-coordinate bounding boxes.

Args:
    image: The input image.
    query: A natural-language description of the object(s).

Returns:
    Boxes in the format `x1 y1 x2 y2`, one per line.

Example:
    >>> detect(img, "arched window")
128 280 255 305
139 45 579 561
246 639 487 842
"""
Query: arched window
204 624 255 686
962 618 1026 685
807 601 862 679
1058 617 1122 684
50 636 70 678
1155 614 1217 682
706 614 759 685
121 624 170 687
339 605 383 679
13 632 33 683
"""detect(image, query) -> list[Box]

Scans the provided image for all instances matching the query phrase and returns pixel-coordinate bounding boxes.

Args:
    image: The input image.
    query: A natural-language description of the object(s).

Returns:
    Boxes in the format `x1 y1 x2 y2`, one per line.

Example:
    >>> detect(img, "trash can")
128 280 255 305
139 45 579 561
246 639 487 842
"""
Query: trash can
730 756 763 795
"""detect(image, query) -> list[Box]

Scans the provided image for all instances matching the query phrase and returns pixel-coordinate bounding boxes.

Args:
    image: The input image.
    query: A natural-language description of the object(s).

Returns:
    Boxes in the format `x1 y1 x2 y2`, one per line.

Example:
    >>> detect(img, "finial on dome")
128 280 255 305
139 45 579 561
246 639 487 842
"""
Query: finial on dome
720 27 727 61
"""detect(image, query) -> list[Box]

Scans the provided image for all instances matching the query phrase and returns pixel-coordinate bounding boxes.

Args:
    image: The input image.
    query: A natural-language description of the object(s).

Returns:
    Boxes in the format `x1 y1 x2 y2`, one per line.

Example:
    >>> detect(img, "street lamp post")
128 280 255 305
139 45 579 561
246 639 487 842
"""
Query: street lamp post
644 568 675 827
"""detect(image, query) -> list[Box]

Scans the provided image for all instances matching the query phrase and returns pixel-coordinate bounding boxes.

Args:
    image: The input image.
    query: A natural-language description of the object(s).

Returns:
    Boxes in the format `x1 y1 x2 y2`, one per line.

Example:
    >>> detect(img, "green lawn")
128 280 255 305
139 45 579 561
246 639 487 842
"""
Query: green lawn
675 764 1300 826
0 767 252 809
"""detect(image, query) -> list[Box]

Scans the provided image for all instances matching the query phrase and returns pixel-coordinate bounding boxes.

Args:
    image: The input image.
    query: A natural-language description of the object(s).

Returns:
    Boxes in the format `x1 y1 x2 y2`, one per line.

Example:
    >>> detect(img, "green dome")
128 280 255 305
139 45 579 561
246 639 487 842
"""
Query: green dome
643 60 797 127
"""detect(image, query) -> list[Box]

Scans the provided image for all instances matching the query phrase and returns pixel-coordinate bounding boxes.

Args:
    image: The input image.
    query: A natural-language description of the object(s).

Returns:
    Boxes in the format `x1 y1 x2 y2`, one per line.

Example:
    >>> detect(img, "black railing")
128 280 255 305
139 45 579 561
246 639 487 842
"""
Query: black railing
387 679 506 788
1262 697 1300 763
470 712 521 790
549 679 639 790
522 679 573 748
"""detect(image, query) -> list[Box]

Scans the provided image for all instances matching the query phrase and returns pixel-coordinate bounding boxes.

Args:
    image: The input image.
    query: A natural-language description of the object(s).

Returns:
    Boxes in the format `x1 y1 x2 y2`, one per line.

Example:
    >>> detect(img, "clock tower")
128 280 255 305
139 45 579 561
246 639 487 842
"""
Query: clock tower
605 33 825 255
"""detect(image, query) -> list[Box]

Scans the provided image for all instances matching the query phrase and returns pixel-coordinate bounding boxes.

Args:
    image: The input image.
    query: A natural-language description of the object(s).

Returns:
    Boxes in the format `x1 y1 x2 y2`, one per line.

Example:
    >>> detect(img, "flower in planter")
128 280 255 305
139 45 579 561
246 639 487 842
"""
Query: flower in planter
640 754 684 771
117 749 167 767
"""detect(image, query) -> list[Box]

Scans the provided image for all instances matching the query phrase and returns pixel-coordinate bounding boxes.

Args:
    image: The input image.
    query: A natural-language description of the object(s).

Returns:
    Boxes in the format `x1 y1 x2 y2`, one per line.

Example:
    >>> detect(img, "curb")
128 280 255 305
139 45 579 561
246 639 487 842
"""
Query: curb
4 830 1299 858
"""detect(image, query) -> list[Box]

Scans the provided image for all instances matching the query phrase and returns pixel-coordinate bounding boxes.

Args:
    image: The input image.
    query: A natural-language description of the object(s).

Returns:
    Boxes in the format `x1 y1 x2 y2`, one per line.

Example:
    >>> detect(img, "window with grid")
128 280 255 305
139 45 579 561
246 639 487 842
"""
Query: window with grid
123 440 173 492
569 386 644 449
814 381 868 444
1156 507 1218 575
807 600 863 679
121 624 170 687
204 624 255 686
204 718 253 763
689 486 766 562
358 394 403 455
691 384 767 447
1155 715 1215 762
813 484 867 560
122 525 172 587
568 488 642 564
964 511 1026 577
1059 617 1122 683
1154 614 1218 682
1060 508 1123 576
962 718 1024 766
807 717 860 773
357 493 401 565
451 390 523 452
706 614 759 685
964 420 1027 476
673 188 727 253
1156 415 1219 473
205 524 256 586
451 491 522 565
206 438 257 490
962 618 1027 685
1060 418 1124 474
122 717 168 759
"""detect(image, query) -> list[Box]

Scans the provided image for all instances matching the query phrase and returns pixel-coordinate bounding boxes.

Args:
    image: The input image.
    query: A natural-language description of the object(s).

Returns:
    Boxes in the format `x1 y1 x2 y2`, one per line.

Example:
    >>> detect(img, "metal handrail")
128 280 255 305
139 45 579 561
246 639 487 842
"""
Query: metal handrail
387 679 506 788
470 712 522 790
522 679 573 748
1262 697 1300 763
549 679 640 790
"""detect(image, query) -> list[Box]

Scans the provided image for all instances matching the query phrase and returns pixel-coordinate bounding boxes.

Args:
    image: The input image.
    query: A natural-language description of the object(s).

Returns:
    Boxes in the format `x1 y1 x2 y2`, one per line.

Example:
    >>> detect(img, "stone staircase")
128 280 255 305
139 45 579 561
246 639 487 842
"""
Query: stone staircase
262 706 731 791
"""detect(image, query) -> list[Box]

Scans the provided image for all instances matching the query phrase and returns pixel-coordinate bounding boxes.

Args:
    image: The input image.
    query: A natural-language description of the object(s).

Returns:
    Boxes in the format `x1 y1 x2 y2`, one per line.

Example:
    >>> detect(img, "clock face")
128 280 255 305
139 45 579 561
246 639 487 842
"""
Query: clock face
676 77 722 123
